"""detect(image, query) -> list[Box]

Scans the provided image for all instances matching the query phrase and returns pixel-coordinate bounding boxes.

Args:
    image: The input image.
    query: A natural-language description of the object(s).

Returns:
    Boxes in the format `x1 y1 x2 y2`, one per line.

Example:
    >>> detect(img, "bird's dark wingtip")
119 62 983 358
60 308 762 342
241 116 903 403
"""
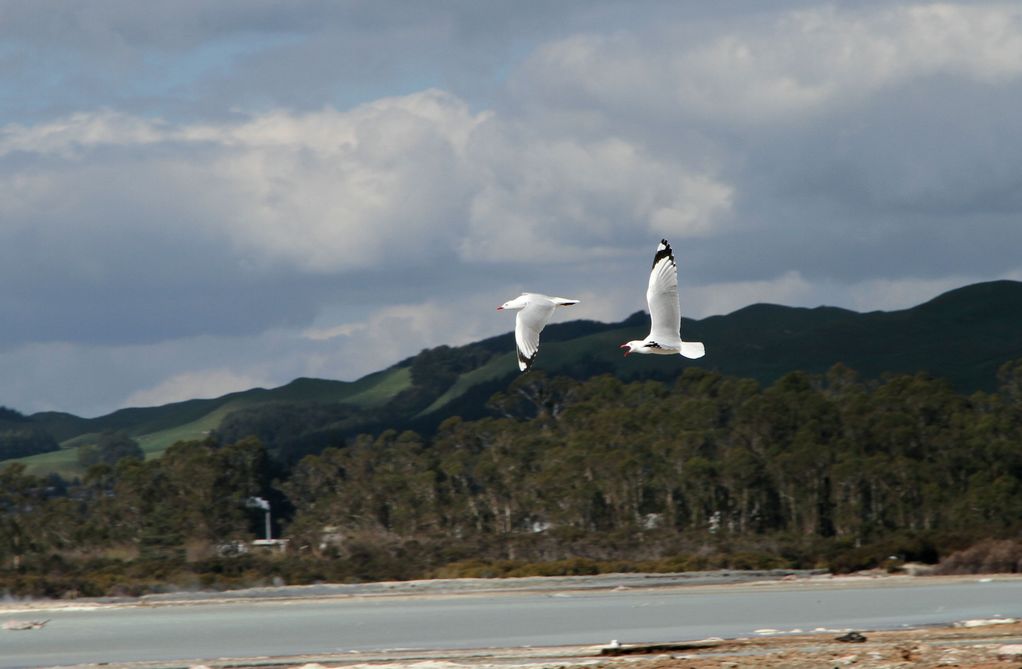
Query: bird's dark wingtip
517 347 538 371
652 239 675 270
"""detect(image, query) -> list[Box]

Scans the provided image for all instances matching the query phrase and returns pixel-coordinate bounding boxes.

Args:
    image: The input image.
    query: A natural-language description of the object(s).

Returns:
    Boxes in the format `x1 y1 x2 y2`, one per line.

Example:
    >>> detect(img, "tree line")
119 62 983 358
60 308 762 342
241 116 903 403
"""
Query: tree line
2 361 1021 596
0 407 59 460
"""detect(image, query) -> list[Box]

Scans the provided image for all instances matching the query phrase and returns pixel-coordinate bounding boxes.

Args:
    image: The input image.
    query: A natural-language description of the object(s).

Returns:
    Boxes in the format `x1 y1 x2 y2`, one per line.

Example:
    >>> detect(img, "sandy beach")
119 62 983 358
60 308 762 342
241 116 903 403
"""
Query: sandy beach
53 619 1018 669
169 619 1022 669
596 620 1022 668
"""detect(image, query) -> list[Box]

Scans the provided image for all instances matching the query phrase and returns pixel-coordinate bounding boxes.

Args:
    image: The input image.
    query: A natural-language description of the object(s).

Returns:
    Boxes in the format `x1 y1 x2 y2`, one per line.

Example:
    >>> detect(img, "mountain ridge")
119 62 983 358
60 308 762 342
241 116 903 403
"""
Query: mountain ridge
8 279 1022 475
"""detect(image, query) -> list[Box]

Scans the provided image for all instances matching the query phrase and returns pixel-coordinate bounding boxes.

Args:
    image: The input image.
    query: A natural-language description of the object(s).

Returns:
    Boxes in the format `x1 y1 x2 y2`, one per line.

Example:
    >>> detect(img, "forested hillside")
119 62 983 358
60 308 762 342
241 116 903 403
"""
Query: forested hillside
9 280 1022 476
0 408 59 460
3 360 1021 597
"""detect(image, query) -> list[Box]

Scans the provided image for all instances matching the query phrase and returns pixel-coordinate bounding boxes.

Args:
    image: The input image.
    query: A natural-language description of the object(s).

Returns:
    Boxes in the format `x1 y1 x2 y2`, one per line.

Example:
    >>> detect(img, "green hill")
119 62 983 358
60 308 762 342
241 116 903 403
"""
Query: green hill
9 279 1022 476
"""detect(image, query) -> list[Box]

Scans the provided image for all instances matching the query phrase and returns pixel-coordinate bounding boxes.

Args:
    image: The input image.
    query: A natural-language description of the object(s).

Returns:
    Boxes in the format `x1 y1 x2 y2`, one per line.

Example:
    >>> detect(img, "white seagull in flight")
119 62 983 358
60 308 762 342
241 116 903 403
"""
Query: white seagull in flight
498 293 580 371
620 239 705 359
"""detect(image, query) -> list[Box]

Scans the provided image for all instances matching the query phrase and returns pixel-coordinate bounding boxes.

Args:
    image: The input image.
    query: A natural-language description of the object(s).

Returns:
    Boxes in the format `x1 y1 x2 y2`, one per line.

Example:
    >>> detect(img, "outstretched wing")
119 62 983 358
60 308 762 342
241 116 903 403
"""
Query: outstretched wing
646 239 681 343
515 299 556 371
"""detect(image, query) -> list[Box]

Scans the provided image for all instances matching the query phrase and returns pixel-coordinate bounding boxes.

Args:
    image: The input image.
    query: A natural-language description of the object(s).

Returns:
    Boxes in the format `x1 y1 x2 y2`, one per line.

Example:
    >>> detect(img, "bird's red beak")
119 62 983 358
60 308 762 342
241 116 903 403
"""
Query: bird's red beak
620 344 630 357
496 306 504 311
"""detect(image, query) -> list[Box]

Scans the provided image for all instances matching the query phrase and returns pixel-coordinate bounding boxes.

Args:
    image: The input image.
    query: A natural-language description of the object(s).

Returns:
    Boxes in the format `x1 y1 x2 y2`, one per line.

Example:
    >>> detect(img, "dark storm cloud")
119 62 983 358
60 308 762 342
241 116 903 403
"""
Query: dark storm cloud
1 0 864 121
715 74 1022 285
501 2 1022 287
3 1 1022 415
0 0 563 119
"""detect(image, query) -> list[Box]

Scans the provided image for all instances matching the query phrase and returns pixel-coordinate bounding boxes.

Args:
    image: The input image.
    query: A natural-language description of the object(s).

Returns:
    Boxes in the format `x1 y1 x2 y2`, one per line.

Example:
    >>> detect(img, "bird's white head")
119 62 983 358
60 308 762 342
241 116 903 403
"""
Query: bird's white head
620 341 643 356
497 295 529 311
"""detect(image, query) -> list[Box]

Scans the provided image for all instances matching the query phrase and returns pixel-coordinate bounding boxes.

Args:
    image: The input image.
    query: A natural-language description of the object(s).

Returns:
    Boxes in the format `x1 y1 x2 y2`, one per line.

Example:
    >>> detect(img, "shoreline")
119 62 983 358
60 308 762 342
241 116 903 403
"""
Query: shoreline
2 570 1020 614
4 572 1022 669
11 619 1022 669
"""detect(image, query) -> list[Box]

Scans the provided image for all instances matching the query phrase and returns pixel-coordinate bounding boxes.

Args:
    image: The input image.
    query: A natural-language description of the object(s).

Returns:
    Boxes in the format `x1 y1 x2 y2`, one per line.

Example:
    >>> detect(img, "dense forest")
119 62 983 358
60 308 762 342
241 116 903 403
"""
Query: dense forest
2 361 1022 598
0 407 59 460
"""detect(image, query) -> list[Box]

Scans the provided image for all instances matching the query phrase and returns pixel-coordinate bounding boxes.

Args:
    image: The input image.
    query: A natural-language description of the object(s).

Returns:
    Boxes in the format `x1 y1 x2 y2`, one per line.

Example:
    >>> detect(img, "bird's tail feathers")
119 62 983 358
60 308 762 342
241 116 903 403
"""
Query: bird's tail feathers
552 297 580 307
680 341 705 359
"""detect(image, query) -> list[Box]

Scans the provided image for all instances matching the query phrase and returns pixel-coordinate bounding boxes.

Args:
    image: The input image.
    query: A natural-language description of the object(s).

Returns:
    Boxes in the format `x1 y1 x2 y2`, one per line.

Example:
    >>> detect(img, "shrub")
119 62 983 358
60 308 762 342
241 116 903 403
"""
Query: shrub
936 539 1022 574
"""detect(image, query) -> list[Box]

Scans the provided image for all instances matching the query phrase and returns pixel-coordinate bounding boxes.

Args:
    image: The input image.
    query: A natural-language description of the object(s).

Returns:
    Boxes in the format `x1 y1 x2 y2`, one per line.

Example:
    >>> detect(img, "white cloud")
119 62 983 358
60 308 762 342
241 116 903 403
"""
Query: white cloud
301 323 361 342
649 175 733 239
0 91 488 275
685 270 1022 319
844 275 987 313
122 368 272 408
305 295 513 368
685 271 818 318
0 110 175 158
0 87 735 283
462 128 734 263
514 3 1022 124
0 336 284 416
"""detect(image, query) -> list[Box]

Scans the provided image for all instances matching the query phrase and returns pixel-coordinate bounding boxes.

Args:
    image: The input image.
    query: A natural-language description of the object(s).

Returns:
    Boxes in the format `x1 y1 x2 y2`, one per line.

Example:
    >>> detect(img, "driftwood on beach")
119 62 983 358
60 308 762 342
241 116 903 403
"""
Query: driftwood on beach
2 619 49 630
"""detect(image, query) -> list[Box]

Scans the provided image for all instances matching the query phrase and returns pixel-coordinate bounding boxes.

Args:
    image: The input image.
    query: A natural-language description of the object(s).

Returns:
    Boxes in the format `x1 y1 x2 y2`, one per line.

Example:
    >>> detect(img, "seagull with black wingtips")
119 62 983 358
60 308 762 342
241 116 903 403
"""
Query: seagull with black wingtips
498 293 580 371
620 239 705 360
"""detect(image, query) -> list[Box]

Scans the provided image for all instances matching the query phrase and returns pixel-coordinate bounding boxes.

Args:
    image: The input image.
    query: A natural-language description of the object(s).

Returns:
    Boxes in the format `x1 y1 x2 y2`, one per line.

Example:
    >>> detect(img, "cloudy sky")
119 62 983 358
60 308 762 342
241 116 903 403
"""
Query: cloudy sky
3 1 1022 417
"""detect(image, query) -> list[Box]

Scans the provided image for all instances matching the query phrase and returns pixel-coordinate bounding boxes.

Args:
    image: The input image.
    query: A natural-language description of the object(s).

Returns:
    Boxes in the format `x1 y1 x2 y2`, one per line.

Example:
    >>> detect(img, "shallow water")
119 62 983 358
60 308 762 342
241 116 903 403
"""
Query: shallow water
2 576 1020 668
